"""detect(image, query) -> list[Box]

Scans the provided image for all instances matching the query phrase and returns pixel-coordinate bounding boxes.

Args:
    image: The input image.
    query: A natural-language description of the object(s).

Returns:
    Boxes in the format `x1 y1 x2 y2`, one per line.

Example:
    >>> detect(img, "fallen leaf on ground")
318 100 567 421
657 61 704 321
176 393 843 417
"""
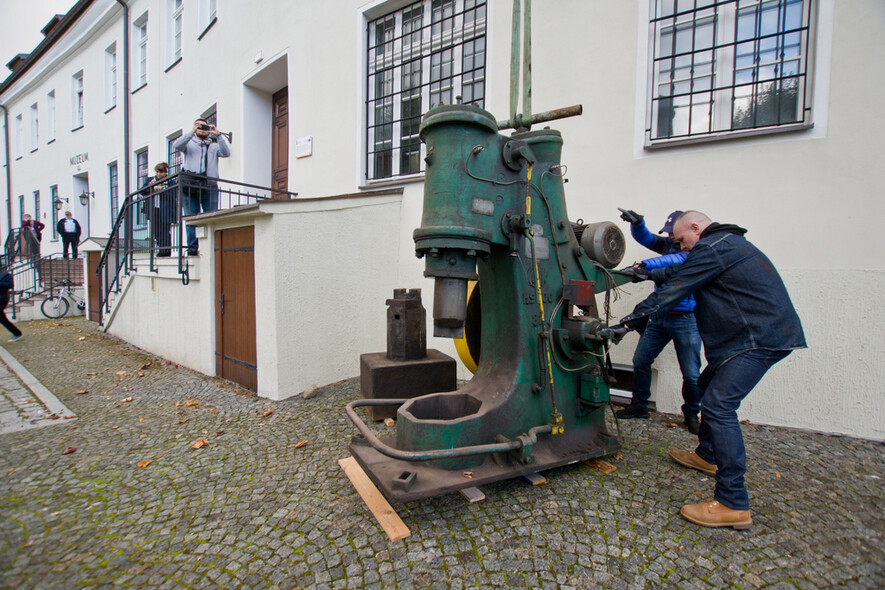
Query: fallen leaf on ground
846 445 856 450
137 372 145 377
215 430 225 436
775 472 781 478
179 418 189 424
740 419 750 425
63 447 77 455
78 336 86 341
261 409 274 417
191 438 209 449
140 362 152 370
136 460 152 468
121 397 133 403
462 471 473 479
612 451 624 461
123 388 132 392
208 409 217 413
62 415 76 419
185 400 199 407
115 371 130 376
75 389 89 395
666 422 678 428
294 440 308 449
384 418 395 427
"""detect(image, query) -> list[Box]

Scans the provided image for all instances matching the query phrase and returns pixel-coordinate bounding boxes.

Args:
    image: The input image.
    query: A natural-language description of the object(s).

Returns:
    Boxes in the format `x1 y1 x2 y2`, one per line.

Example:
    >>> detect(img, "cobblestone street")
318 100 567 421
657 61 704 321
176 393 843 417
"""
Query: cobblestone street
0 318 882 589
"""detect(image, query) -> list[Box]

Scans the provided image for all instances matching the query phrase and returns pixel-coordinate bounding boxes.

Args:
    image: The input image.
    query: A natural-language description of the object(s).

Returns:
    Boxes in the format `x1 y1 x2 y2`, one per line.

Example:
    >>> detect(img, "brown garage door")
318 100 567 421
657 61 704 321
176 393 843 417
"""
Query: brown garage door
214 226 257 391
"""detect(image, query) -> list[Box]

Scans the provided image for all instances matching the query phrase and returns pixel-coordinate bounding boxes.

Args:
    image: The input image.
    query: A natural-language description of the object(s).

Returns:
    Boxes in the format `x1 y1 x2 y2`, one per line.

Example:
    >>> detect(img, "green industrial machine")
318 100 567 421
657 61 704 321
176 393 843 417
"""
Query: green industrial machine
346 0 633 502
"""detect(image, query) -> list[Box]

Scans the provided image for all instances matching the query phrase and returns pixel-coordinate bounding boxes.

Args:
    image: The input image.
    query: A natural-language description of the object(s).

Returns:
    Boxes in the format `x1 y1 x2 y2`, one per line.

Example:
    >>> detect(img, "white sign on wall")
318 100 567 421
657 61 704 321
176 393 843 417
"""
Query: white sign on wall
295 137 312 159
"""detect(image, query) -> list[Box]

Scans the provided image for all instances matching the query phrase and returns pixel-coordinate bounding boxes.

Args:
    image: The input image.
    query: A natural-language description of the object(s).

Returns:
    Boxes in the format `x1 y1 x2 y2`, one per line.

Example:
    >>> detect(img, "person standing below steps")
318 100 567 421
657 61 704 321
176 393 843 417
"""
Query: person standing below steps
56 211 82 259
614 211 806 530
173 118 230 256
0 267 23 342
617 208 702 435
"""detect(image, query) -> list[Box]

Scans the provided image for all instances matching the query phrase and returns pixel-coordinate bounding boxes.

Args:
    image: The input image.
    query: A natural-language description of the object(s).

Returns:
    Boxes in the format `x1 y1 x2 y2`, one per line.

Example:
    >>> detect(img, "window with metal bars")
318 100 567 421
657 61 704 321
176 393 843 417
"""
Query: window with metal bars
648 0 812 145
366 0 486 181
108 163 118 232
135 149 149 227
167 133 182 174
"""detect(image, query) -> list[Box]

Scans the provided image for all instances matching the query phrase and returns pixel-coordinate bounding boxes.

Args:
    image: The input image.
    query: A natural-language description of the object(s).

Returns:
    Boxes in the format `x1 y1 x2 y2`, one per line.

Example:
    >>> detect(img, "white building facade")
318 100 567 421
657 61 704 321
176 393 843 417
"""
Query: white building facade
1 0 882 440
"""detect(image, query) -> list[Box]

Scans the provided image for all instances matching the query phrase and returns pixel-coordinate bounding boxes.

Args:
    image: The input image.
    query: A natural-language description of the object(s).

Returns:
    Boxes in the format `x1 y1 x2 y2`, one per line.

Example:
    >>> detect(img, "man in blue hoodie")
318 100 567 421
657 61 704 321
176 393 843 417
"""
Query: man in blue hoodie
617 211 806 529
617 209 701 434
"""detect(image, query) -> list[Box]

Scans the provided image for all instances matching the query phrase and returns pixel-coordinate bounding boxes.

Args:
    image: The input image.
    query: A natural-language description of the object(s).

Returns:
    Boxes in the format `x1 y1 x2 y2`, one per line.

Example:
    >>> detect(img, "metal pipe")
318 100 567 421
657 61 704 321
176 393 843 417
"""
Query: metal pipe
346 398 553 462
496 104 583 131
523 0 532 126
509 0 520 127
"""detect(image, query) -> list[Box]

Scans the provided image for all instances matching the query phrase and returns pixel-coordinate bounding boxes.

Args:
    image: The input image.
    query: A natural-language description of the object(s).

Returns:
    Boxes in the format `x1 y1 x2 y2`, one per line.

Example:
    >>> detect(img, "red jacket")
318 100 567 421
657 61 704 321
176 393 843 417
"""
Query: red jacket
22 219 45 241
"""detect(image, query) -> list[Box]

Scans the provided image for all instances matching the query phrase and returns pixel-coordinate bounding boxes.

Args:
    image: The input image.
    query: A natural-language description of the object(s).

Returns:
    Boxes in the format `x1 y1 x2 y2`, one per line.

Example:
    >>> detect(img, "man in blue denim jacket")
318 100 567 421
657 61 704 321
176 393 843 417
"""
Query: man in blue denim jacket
619 211 806 529
617 209 702 435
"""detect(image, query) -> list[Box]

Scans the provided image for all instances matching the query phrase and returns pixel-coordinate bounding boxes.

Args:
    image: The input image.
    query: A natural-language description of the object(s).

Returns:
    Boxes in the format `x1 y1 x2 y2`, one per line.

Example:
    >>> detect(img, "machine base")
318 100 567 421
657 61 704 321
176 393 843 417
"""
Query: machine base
348 432 620 502
359 350 457 421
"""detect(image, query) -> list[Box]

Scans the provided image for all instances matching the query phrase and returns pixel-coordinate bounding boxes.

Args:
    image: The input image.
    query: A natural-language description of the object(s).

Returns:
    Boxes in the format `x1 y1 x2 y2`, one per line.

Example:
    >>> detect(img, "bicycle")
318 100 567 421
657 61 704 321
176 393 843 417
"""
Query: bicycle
41 280 87 319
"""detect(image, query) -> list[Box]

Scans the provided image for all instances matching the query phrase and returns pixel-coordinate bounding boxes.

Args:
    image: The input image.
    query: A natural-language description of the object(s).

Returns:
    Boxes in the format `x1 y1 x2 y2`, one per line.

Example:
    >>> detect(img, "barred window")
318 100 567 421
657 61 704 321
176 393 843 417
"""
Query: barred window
366 0 486 181
135 149 149 227
648 0 812 145
108 163 119 231
167 133 182 174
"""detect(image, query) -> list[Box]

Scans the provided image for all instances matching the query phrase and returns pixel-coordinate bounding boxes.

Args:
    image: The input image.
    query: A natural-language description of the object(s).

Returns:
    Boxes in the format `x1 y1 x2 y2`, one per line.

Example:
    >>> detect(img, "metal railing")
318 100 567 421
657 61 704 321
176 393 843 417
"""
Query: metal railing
7 251 84 319
96 172 296 325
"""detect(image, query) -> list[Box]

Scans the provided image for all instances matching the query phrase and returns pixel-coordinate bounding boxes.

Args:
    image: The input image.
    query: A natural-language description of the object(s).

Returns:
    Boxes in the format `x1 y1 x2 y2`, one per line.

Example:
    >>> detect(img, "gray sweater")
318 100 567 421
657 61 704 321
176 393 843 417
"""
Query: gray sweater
173 132 230 179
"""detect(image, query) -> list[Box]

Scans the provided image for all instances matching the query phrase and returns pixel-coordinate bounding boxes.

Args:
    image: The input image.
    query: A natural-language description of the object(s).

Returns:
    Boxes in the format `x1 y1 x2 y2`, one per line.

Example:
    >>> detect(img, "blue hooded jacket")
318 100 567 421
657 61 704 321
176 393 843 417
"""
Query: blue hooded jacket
631 220 695 313
622 223 806 368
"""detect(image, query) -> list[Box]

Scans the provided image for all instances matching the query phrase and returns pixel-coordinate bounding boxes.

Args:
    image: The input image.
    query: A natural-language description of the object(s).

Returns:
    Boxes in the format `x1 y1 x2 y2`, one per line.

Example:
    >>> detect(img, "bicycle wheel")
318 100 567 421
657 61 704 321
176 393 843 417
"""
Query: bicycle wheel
41 296 69 319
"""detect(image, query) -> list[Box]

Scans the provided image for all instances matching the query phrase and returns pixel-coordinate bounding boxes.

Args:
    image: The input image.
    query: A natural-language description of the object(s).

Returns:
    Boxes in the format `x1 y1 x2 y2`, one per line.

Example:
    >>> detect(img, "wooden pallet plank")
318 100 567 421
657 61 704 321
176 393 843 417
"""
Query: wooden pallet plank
522 472 547 486
459 486 485 503
338 457 410 542
584 457 617 474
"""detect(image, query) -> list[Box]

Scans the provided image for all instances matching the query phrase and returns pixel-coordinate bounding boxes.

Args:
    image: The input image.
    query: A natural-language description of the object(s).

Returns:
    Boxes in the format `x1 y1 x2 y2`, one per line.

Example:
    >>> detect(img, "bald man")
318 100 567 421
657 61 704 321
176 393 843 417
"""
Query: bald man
619 211 806 529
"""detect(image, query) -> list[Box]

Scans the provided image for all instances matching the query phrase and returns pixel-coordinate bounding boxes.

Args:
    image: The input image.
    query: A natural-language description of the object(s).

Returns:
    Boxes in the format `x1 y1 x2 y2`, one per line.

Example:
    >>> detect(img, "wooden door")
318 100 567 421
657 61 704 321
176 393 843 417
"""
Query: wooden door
86 251 102 323
214 226 257 391
271 87 289 199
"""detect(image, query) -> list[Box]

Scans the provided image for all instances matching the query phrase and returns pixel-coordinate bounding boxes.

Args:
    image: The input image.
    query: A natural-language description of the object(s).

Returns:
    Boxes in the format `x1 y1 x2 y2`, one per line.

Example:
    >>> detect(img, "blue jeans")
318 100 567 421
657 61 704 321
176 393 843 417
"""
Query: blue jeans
181 180 218 253
694 349 791 510
631 312 701 416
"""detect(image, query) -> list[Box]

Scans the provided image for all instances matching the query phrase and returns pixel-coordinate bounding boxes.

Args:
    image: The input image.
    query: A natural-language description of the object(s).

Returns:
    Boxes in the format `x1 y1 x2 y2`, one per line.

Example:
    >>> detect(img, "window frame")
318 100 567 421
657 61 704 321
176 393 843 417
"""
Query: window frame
135 148 149 227
364 0 487 183
167 131 183 174
133 12 149 89
105 43 117 111
167 0 184 66
199 0 218 39
14 114 23 159
51 185 60 239
645 0 815 148
30 103 39 152
72 70 85 130
47 90 56 143
108 162 119 232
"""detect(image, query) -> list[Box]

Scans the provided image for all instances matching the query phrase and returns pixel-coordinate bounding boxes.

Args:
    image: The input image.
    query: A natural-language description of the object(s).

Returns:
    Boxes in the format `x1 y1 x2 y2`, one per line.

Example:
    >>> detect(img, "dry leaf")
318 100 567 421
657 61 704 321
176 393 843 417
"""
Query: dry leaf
215 430 225 436
666 422 678 428
740 419 751 425
178 418 189 424
75 389 89 395
115 370 128 376
63 447 77 455
612 451 624 461
50 415 60 420
63 414 76 419
78 336 86 341
846 445 856 450
140 362 152 370
191 438 209 449
294 440 308 449
137 372 145 377
121 397 133 403
775 472 781 478
136 459 152 468
185 400 199 407
261 409 274 417
462 471 473 479
139 417 144 422
208 409 218 413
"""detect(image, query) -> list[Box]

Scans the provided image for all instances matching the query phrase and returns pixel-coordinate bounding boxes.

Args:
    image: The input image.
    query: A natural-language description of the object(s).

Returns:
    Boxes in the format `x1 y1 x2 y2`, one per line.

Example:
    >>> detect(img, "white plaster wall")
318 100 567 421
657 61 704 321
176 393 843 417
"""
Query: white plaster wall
104 260 215 376
253 194 405 400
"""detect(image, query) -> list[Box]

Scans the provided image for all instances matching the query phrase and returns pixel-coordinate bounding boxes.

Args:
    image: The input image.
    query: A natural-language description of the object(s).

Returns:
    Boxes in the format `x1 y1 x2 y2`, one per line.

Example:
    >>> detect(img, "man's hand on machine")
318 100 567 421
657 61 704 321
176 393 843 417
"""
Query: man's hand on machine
598 323 630 345
619 262 652 283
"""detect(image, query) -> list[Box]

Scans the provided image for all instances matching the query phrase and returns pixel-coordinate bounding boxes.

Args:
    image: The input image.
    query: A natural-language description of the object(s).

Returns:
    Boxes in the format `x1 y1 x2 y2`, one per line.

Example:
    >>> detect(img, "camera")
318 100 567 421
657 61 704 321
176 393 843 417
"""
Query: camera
198 124 211 131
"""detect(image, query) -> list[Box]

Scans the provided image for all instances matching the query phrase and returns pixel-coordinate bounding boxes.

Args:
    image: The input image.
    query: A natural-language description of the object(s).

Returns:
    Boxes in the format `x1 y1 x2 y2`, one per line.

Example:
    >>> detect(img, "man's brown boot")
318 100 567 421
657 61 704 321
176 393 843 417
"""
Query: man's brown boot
669 448 717 476
680 500 752 530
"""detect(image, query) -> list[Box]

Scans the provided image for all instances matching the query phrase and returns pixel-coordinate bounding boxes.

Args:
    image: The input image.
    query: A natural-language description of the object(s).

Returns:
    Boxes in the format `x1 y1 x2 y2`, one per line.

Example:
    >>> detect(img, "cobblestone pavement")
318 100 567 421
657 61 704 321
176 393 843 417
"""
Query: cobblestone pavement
0 318 882 589
0 346 75 435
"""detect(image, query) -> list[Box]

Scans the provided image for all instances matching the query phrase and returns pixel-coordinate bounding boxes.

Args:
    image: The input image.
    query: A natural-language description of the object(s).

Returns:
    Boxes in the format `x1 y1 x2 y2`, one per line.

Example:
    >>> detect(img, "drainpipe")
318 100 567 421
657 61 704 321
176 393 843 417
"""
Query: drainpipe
115 0 130 203
1 104 11 240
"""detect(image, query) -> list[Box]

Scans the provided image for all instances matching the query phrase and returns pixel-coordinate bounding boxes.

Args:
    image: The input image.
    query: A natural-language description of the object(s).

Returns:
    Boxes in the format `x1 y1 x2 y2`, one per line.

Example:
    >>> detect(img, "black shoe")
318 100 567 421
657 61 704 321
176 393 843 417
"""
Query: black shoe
685 413 701 435
616 403 650 420
187 250 199 256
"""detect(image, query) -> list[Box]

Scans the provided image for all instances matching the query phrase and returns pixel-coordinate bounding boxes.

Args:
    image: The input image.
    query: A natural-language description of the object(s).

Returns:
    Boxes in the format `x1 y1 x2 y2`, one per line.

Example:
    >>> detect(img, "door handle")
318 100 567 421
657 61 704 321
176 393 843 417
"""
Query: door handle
219 293 225 315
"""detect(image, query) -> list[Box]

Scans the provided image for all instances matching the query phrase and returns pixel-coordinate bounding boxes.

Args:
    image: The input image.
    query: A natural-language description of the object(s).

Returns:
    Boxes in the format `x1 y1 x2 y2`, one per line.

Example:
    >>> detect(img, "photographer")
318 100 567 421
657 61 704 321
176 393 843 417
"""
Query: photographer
172 118 230 255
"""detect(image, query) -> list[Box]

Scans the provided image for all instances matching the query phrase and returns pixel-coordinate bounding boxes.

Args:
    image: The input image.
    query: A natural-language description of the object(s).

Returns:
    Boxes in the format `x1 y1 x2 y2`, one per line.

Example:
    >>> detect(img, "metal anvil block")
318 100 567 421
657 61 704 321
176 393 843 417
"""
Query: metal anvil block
359 350 457 421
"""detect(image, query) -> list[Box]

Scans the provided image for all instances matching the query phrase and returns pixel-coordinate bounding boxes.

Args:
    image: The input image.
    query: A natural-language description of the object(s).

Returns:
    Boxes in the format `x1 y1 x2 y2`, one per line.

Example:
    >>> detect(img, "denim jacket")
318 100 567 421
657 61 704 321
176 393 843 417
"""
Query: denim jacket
622 223 806 368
